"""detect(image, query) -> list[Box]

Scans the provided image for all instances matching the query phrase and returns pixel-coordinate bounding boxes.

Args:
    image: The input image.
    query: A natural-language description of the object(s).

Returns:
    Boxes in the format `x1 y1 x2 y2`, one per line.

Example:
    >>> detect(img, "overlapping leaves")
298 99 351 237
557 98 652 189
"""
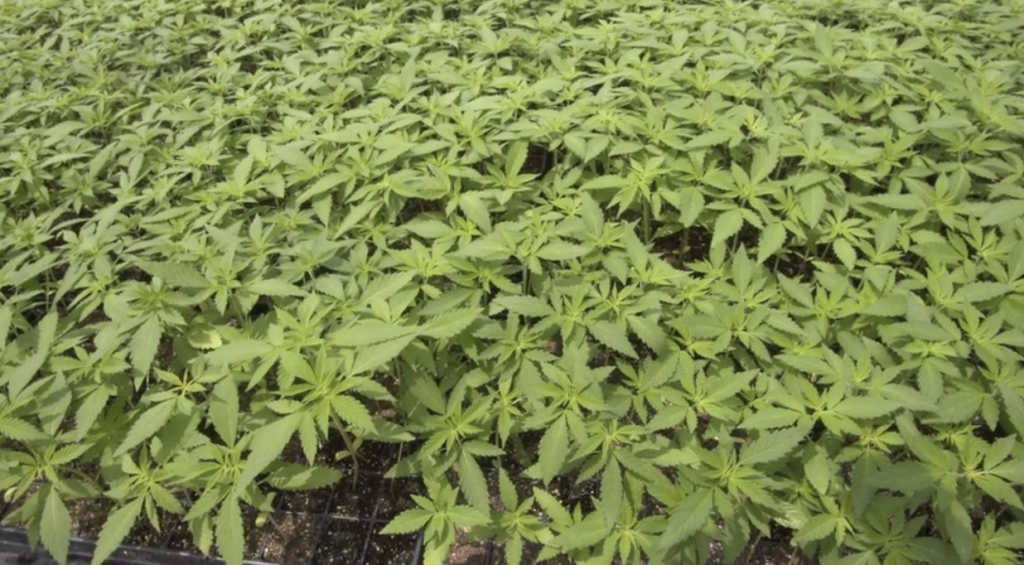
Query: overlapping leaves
2 0 1024 564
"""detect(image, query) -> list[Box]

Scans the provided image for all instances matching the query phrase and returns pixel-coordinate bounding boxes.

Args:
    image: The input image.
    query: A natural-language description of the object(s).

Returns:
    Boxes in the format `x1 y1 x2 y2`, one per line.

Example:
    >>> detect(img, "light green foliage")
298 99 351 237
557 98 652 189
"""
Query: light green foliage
1 0 1024 564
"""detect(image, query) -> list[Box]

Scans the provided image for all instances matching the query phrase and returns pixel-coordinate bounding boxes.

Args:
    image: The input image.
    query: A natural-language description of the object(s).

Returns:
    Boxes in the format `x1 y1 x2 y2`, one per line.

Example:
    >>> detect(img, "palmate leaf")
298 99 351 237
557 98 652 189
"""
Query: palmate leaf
588 320 638 358
267 464 343 490
601 458 623 531
458 450 490 513
41 487 71 565
92 499 144 565
536 240 591 261
537 416 568 485
236 413 300 494
711 209 743 249
419 307 482 339
756 222 787 264
129 317 162 375
247 278 305 297
216 496 245 565
658 488 713 551
330 320 419 347
380 508 433 535
136 261 209 288
547 512 607 551
739 426 808 466
331 394 374 431
0 415 47 441
350 334 417 376
115 400 176 456
792 514 839 545
491 295 555 318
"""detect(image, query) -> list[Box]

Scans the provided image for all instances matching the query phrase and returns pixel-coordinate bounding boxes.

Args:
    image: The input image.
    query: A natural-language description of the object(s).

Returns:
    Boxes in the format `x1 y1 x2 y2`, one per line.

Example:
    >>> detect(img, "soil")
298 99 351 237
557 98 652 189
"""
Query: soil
353 441 401 473
241 509 276 560
68 498 113 540
329 473 383 519
736 540 812 565
165 517 201 553
445 528 490 565
374 477 423 520
253 512 322 564
281 487 334 514
314 519 371 565
491 540 571 565
366 523 419 565
124 511 175 548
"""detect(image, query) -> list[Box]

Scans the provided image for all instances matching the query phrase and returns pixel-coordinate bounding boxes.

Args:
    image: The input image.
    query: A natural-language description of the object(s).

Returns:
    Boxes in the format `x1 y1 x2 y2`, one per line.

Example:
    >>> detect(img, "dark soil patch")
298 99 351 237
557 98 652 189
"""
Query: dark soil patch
259 512 323 564
365 523 419 565
314 519 371 565
491 540 570 565
165 517 201 553
281 487 334 514
69 498 113 540
739 539 813 565
375 477 423 520
242 509 279 560
445 527 490 565
329 473 383 519
124 511 175 547
353 441 401 473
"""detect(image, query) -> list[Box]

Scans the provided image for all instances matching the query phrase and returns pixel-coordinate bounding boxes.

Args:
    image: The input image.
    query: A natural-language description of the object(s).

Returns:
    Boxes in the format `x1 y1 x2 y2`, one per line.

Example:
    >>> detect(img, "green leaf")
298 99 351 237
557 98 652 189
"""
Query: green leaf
92 499 144 565
273 144 313 170
536 241 591 261
448 505 490 528
833 396 900 419
980 200 1024 226
588 321 638 358
658 488 713 550
420 308 481 339
869 461 934 493
685 130 733 149
210 378 239 445
331 395 374 431
956 282 1009 303
350 334 416 375
793 514 838 545
330 321 418 347
711 209 743 249
236 414 300 494
0 416 47 441
129 317 162 375
115 400 176 456
757 223 787 264
492 295 555 318
248 279 306 297
136 261 208 288
548 513 607 550
940 499 974 563
601 458 622 531
41 487 71 565
739 408 802 430
973 475 1024 510
804 449 831 495
381 508 433 535
216 497 245 565
739 426 807 466
267 465 343 490
458 450 490 513
532 487 572 526
832 239 857 270
799 186 826 227
537 417 568 485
